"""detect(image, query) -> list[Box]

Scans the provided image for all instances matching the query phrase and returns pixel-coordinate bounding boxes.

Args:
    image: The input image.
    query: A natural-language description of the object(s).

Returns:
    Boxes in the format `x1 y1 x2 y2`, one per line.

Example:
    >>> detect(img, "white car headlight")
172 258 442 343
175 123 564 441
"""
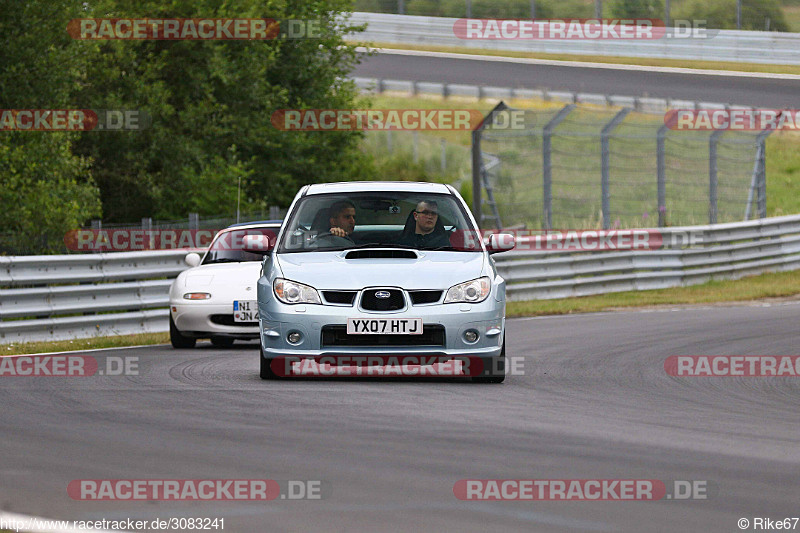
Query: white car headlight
273 278 321 305
183 292 211 300
443 277 491 303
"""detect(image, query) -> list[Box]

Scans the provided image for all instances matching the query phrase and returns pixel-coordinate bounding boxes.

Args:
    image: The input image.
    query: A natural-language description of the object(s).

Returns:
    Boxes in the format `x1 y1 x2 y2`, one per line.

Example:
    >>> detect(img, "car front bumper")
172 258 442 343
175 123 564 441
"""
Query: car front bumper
258 298 504 359
171 303 260 339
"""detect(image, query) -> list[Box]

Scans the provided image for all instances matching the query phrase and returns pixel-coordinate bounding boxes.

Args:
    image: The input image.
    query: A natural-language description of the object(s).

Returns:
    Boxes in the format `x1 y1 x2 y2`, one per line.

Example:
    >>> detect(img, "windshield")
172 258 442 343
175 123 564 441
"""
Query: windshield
277 192 481 253
202 227 278 264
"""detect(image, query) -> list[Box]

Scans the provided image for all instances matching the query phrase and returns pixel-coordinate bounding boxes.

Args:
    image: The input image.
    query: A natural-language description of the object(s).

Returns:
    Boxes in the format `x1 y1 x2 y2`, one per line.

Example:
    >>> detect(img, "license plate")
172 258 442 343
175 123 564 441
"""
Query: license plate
347 318 423 335
233 300 259 322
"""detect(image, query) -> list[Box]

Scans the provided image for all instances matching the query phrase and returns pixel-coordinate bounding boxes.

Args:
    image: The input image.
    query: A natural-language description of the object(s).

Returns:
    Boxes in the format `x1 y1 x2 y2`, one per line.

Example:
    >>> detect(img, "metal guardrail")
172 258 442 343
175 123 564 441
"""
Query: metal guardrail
3 215 800 343
0 251 187 343
352 76 740 115
495 214 800 301
348 12 800 66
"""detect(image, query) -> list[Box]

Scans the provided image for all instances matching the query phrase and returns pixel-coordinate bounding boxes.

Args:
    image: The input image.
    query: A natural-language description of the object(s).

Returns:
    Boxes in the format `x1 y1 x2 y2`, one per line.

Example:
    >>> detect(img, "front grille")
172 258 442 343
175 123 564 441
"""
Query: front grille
409 290 443 305
322 291 357 305
210 314 258 327
360 289 405 311
321 325 445 347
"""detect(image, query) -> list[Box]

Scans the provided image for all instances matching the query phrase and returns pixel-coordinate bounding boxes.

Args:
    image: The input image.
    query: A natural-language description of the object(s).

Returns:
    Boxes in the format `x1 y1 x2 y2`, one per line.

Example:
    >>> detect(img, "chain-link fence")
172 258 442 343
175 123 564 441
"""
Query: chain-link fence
473 102 770 230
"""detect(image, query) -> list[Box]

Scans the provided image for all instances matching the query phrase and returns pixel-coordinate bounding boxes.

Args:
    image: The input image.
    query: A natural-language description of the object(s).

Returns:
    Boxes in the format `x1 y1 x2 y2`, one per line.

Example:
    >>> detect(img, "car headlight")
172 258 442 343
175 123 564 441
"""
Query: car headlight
183 292 211 300
443 277 491 303
273 278 321 305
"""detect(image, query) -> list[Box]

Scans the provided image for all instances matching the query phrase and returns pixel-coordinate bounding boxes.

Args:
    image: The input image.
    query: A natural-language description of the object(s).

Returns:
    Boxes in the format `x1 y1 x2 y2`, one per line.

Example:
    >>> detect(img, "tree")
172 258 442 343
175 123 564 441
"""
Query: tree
72 0 371 222
0 0 101 254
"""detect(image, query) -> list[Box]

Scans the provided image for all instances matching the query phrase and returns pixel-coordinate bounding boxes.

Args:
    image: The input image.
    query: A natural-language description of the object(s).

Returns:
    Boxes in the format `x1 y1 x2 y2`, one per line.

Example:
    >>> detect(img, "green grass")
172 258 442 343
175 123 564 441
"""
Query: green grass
783 5 800 31
354 42 800 76
0 332 169 355
507 269 800 317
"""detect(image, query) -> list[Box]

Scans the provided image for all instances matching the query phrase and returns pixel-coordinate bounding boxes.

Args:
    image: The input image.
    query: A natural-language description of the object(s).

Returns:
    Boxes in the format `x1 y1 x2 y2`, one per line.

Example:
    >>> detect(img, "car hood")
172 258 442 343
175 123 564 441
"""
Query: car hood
275 251 486 290
181 261 262 287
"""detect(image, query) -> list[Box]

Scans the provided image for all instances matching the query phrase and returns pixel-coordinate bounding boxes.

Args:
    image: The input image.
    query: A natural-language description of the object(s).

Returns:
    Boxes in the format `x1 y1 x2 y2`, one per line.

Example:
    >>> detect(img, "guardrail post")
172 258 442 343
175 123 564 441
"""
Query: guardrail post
657 124 668 227
709 130 724 224
543 104 575 230
601 108 631 230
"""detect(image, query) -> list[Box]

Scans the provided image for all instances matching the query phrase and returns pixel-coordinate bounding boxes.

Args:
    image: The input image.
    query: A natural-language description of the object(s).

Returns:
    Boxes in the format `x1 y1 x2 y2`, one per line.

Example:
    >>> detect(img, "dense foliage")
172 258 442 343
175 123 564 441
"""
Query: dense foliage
1 0 368 253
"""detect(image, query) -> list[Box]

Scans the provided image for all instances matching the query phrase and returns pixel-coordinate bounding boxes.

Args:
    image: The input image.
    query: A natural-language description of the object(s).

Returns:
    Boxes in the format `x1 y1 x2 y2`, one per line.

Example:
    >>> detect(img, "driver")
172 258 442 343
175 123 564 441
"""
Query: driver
328 200 356 240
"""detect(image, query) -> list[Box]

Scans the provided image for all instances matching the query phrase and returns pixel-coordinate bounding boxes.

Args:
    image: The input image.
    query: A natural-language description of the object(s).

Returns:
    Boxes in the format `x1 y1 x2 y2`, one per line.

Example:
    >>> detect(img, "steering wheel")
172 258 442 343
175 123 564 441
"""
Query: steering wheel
311 232 353 246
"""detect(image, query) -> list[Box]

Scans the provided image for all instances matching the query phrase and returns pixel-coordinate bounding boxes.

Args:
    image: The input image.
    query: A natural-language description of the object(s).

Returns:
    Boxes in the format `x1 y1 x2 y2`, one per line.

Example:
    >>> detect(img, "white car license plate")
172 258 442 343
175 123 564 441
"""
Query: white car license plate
347 318 423 335
233 300 259 322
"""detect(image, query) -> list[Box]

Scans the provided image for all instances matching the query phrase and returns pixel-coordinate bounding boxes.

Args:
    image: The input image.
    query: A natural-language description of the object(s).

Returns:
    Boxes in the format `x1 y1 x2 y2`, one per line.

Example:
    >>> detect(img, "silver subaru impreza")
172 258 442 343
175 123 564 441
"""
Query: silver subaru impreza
250 181 515 383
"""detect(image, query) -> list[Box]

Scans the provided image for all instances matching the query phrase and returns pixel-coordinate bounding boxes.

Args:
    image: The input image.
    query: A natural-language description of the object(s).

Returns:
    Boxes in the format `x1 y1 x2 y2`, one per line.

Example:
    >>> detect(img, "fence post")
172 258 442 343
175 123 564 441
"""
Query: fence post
756 127 775 219
657 124 668 227
269 205 281 220
709 130 724 224
601 108 631 230
472 102 510 228
471 128 482 223
142 217 153 250
542 104 575 230
189 213 199 231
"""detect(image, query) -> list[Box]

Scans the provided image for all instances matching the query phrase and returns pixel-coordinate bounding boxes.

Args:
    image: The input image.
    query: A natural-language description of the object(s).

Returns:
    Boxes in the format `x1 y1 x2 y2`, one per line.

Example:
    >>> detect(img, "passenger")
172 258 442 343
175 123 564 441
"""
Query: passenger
399 200 451 249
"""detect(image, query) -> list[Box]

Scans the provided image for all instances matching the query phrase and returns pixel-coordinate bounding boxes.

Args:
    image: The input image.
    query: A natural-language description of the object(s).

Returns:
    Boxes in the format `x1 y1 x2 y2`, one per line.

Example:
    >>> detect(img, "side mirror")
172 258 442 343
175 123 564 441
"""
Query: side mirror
485 233 516 254
184 252 201 267
243 234 274 254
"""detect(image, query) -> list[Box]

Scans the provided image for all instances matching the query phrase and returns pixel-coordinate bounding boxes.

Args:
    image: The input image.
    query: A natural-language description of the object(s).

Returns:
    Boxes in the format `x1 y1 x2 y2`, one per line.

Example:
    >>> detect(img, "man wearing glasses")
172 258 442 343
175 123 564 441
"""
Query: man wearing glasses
399 200 451 249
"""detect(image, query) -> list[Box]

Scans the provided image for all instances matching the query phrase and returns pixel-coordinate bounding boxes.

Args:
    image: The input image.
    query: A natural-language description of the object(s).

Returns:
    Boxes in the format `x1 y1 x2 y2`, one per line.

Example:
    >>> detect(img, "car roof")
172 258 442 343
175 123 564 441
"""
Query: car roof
304 181 452 195
225 220 283 228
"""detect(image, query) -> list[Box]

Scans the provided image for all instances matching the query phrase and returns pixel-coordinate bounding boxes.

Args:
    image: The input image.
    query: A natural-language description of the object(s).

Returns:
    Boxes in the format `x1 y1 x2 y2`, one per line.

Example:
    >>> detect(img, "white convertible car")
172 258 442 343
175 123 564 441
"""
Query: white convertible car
168 221 282 348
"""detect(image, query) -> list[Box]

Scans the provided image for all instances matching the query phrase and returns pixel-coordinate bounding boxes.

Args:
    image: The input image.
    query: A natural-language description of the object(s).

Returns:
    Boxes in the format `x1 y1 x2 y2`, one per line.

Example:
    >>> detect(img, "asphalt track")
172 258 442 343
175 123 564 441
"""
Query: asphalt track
2 301 799 532
353 50 800 108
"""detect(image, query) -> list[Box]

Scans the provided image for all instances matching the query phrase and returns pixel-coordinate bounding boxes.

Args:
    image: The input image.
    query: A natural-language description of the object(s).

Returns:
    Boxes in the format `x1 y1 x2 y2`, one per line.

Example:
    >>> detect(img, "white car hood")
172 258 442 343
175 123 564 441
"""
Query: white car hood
275 251 486 290
182 261 262 288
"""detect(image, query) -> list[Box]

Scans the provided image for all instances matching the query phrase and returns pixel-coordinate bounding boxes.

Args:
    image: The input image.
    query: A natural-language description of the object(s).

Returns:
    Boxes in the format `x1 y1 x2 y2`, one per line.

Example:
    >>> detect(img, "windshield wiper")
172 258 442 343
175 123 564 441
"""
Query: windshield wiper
203 258 243 264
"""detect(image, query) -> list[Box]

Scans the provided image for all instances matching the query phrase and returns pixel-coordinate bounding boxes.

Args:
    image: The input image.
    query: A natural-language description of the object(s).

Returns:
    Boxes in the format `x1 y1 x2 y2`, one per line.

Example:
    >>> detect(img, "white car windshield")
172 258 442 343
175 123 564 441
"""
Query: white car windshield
202 227 278 264
277 192 481 253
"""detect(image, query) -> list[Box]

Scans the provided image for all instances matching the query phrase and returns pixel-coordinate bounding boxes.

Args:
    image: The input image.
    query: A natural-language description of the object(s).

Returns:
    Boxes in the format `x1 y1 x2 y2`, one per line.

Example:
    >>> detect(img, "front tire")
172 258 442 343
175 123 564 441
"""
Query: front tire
170 315 196 349
259 344 279 380
473 334 505 384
